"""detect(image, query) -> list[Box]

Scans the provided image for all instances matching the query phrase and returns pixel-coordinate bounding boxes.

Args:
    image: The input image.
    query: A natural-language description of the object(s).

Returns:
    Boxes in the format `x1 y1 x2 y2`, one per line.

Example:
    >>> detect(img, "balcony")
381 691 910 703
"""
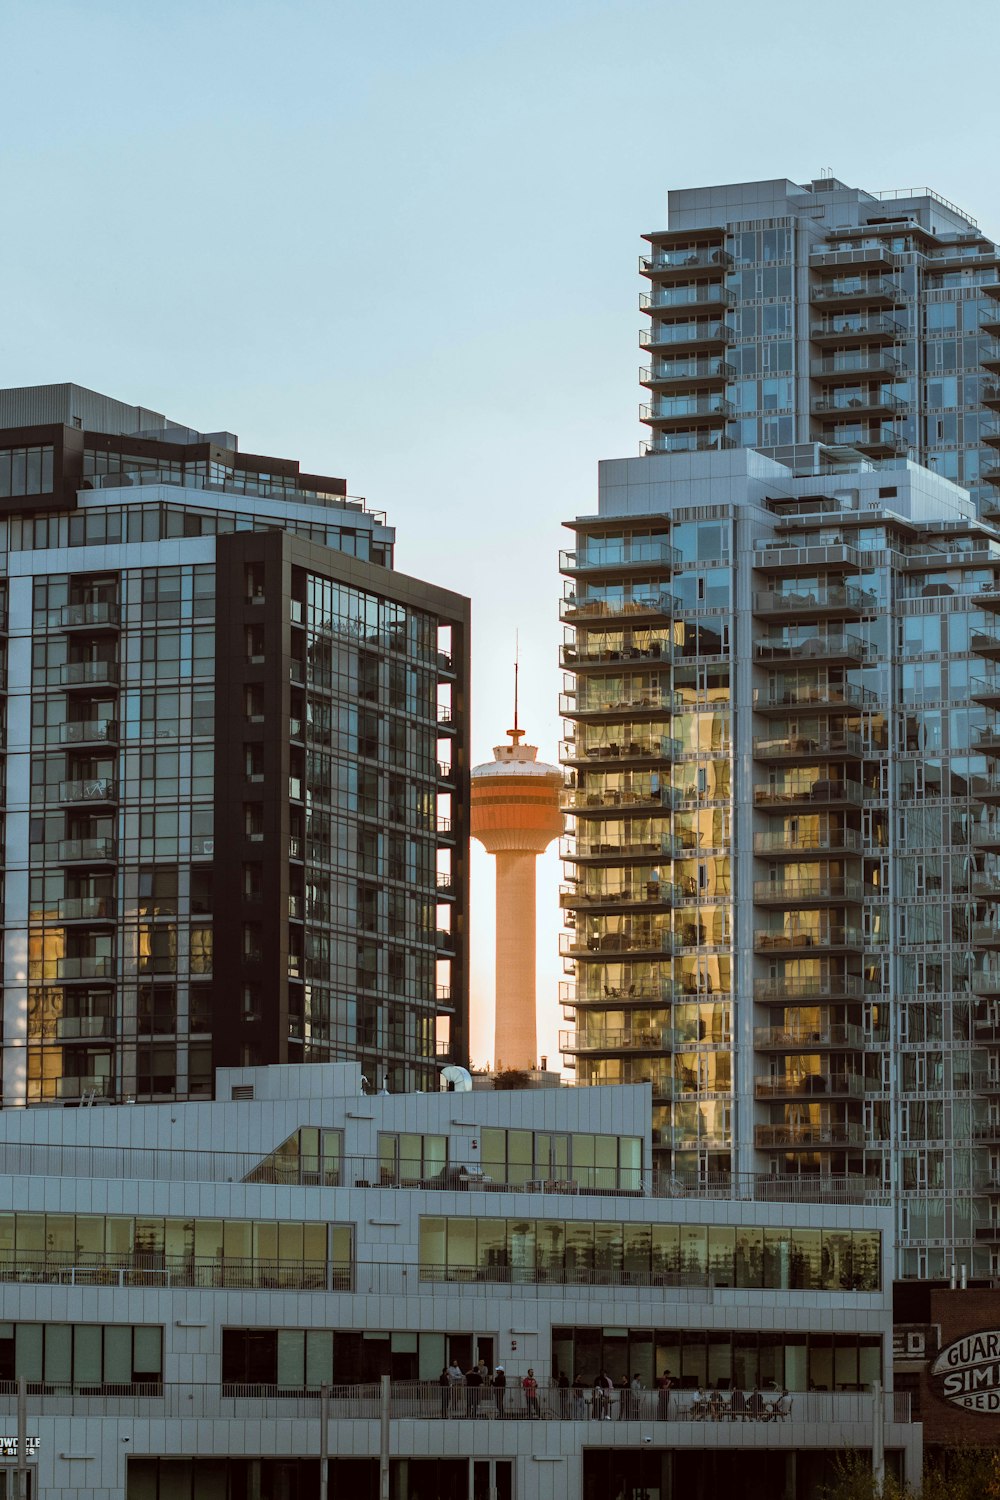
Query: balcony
560 688 675 720
755 1122 865 1149
972 630 1000 660
850 429 909 459
973 922 1000 950
560 880 676 913
640 396 735 426
752 731 864 763
560 787 680 815
972 677 1000 710
753 975 863 1004
57 837 116 863
753 877 864 907
754 1072 864 1100
641 434 737 457
751 584 875 621
559 591 677 626
974 825 1000 853
641 285 735 314
560 1026 678 1055
810 315 905 344
754 1023 864 1051
560 930 674 960
974 727 1000 758
53 1014 113 1039
58 719 117 746
59 777 117 805
753 829 863 858
564 834 684 863
753 779 863 811
640 247 734 277
810 243 897 273
57 896 114 922
972 874 1000 902
640 359 734 389
972 774 1000 804
57 602 119 630
972 972 1000 997
55 1076 113 1100
753 926 864 956
640 320 734 352
60 661 118 688
752 682 877 715
560 641 670 671
811 391 908 419
752 542 864 575
559 541 680 574
810 277 902 306
561 736 683 768
810 351 900 379
753 634 870 666
56 955 114 981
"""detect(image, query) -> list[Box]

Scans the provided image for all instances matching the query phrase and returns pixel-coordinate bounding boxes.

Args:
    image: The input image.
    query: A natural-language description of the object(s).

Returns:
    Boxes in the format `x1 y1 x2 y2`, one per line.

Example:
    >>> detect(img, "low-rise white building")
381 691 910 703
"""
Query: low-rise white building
0 1064 918 1499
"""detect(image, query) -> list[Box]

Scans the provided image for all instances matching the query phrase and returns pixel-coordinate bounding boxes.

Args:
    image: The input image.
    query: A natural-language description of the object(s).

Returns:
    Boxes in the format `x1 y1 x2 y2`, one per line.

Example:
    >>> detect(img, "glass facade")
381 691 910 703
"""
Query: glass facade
0 398 469 1105
550 1324 882 1391
639 179 1000 522
561 456 1000 1277
418 1216 881 1289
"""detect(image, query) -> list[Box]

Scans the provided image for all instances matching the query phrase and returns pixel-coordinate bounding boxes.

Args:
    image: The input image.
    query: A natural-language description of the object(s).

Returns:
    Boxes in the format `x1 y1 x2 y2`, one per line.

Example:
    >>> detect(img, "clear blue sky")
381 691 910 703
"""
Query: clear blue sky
1 0 997 1067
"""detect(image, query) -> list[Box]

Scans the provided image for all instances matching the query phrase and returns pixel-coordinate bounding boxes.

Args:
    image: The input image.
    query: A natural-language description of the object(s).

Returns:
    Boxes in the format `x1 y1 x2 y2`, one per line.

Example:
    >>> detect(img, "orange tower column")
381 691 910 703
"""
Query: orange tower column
470 731 562 1071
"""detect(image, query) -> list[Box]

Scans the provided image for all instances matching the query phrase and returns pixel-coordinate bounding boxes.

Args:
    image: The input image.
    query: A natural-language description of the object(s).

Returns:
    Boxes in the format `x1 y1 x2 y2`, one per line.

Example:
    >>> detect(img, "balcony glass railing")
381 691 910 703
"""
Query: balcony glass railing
752 585 874 615
753 829 862 855
641 359 735 384
754 926 863 952
57 838 116 862
754 976 863 1003
58 661 118 687
560 541 679 570
642 396 735 421
754 1023 864 1049
753 877 864 904
560 1026 679 1053
640 320 733 348
59 778 117 803
58 719 117 745
57 897 113 921
754 1073 864 1099
810 352 900 377
752 731 863 760
642 434 736 456
811 277 901 302
752 682 875 711
754 633 869 663
755 1122 865 1148
641 285 735 311
753 780 864 808
559 591 678 623
640 248 733 274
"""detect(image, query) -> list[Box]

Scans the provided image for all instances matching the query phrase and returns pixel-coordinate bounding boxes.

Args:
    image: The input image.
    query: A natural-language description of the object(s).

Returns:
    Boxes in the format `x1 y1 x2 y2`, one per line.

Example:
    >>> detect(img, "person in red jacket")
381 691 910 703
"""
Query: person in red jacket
522 1368 540 1418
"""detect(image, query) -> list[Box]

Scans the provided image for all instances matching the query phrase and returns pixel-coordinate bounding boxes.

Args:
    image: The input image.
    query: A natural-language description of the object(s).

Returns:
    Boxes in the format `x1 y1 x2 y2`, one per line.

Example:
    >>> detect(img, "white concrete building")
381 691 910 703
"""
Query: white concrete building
0 1063 917 1499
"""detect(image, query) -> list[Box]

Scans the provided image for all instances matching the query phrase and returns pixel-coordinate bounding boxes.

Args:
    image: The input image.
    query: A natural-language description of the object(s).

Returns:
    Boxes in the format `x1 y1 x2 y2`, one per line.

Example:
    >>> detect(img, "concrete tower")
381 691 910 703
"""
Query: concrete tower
471 688 562 1070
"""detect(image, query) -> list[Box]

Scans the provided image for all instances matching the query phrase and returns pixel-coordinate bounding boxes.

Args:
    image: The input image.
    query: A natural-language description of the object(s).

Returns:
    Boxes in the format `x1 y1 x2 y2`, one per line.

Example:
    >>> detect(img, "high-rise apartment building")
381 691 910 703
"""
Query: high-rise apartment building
560 174 1000 1281
639 176 1000 519
0 384 469 1108
560 447 1000 1280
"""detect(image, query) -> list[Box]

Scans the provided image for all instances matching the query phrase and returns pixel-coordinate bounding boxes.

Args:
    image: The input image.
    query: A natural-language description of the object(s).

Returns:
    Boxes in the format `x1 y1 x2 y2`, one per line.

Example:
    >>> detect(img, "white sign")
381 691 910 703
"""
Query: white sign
0 1438 40 1457
932 1330 1000 1413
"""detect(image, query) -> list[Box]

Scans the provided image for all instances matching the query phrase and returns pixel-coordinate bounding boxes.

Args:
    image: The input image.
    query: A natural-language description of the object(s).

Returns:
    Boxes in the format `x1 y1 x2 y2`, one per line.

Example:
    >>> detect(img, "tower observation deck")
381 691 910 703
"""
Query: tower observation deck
470 717 562 1071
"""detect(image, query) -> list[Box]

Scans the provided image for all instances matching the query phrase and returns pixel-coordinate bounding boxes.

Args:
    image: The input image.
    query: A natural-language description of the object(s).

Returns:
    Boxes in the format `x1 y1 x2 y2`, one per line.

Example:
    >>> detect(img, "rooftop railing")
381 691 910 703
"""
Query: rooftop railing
0 1379 910 1426
0 1140 889 1204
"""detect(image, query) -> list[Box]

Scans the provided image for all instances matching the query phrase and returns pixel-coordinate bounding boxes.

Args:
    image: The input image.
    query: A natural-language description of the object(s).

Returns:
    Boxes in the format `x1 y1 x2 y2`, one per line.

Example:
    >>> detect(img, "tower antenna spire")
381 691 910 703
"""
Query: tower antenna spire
508 632 524 745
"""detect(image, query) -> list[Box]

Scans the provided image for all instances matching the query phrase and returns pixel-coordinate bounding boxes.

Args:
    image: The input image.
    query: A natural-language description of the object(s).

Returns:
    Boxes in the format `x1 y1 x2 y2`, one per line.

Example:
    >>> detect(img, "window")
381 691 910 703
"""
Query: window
419 1218 881 1291
478 1129 642 1190
0 1323 162 1390
379 1132 446 1185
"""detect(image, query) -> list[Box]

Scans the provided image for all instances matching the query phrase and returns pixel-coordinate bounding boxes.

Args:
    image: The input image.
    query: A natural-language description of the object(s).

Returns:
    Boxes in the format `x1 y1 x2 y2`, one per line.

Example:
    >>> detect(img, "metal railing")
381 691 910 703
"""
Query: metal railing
0 1379 910 1425
0 1252 347 1291
0 1139 888 1204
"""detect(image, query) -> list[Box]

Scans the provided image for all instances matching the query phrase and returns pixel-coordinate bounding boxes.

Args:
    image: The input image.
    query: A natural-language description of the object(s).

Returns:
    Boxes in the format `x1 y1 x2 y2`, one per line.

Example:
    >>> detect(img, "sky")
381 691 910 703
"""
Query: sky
1 0 998 1071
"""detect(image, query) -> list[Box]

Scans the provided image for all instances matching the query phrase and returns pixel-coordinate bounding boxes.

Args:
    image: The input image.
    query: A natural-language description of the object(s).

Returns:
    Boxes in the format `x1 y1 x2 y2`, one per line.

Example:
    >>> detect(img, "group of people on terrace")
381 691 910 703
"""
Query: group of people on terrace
436 1363 790 1421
